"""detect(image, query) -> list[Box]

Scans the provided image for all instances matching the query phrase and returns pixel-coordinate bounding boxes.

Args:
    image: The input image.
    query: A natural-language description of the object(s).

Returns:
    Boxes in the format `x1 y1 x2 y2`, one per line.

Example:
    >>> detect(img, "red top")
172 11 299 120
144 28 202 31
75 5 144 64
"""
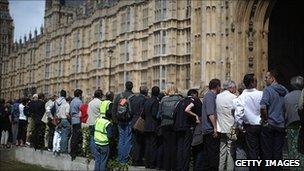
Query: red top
80 104 88 123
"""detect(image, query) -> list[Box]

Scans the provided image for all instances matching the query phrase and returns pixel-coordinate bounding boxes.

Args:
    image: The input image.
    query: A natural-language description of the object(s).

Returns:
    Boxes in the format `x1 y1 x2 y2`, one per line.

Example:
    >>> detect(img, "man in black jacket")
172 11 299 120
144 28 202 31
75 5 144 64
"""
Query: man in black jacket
174 89 201 171
142 86 160 169
129 85 148 166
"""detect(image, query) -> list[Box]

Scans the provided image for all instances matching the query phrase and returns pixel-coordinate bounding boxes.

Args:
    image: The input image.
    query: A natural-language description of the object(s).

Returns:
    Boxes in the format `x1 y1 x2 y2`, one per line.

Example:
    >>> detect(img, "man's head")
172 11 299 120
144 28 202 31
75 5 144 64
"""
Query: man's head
51 94 58 101
209 79 221 94
60 90 67 98
74 89 83 98
243 74 257 89
94 89 103 99
125 81 133 91
265 70 279 86
38 93 45 100
140 86 149 96
187 89 199 98
105 91 114 101
151 86 160 97
32 94 38 101
290 76 304 91
223 80 237 94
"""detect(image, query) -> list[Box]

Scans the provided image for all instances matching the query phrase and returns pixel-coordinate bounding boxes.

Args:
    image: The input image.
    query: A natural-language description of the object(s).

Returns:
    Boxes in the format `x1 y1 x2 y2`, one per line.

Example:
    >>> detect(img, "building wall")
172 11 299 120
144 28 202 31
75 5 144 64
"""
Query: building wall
1 0 192 99
0 0 273 99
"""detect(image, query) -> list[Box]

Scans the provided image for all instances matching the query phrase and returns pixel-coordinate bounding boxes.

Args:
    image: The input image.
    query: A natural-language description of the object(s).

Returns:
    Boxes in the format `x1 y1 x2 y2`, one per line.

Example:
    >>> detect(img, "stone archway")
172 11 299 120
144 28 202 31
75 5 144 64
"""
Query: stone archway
268 0 304 90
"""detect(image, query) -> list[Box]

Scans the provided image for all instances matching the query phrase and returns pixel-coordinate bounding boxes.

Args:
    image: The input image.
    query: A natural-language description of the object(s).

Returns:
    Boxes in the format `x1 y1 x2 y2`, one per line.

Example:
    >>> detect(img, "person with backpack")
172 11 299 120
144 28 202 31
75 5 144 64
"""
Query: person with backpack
174 89 201 171
129 86 148 166
142 86 160 169
158 84 182 171
112 81 134 164
28 93 46 150
87 90 103 161
54 90 70 154
11 99 20 146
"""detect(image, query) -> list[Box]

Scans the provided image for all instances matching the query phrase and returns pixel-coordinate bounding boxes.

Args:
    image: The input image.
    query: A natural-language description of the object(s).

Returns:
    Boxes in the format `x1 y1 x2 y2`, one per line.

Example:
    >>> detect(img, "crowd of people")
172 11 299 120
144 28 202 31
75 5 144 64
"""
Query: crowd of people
0 69 304 171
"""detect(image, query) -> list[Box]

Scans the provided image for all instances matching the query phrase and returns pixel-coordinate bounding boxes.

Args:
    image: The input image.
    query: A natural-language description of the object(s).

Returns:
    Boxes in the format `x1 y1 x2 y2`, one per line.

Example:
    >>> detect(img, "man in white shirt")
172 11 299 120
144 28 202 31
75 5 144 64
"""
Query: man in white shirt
87 90 103 162
216 80 237 171
235 74 263 170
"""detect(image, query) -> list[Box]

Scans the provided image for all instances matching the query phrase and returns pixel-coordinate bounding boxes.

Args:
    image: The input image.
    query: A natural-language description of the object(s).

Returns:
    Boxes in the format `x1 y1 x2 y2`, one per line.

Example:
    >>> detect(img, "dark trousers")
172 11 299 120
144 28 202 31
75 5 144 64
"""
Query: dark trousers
156 135 164 169
131 130 145 165
202 132 220 171
176 129 193 171
17 120 27 144
144 132 158 168
245 125 262 171
162 125 177 171
261 125 285 171
193 143 204 171
32 123 46 150
47 119 55 150
70 123 82 159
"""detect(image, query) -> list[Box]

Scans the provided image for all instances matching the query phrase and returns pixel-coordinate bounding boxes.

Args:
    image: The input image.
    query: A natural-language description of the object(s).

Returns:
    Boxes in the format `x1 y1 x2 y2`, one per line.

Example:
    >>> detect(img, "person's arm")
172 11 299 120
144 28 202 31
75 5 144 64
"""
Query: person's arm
106 123 113 139
65 104 70 119
205 94 218 138
106 103 113 119
185 102 200 123
208 114 218 137
234 98 245 128
260 88 270 123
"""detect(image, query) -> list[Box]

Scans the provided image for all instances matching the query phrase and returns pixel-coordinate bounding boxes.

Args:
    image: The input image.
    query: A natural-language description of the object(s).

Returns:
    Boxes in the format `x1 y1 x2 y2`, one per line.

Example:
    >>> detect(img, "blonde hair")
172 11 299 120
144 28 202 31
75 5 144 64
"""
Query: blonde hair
165 84 178 96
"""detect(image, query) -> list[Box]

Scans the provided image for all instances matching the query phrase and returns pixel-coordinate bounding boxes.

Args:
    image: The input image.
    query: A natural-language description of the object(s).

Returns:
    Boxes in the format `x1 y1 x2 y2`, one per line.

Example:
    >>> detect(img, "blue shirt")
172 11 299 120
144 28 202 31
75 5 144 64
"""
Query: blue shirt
202 91 217 134
260 84 288 128
70 97 82 125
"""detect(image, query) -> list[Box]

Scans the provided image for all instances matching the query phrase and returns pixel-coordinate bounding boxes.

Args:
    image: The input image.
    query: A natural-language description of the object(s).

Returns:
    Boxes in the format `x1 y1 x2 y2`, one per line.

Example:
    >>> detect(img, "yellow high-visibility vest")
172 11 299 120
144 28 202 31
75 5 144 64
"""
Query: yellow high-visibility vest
99 100 111 117
94 117 111 146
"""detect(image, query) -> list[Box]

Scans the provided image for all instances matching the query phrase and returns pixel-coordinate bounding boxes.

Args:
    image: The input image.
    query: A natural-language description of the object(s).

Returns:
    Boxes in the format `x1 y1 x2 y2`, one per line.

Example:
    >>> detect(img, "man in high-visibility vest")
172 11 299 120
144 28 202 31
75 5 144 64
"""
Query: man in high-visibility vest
99 91 117 160
94 115 112 171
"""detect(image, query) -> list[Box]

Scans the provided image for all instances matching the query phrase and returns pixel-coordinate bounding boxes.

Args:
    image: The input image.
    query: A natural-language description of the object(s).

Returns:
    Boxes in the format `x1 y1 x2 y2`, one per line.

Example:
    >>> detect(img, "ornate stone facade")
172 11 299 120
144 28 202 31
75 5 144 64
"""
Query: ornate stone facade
0 0 302 99
0 0 13 98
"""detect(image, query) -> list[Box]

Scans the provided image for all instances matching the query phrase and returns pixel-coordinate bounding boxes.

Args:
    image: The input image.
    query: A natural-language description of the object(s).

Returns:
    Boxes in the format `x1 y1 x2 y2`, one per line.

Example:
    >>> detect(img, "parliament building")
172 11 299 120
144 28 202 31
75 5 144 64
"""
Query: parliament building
0 0 303 99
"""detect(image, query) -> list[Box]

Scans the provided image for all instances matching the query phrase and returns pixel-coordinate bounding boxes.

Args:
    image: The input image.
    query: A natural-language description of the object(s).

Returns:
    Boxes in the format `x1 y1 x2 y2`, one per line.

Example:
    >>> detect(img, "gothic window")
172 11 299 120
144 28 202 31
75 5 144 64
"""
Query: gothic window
155 0 167 22
120 13 126 33
45 64 50 79
99 19 103 41
126 41 130 62
141 70 147 86
126 7 131 32
97 49 102 68
154 31 161 55
143 8 149 28
142 38 148 61
46 42 51 58
112 19 117 38
75 56 81 73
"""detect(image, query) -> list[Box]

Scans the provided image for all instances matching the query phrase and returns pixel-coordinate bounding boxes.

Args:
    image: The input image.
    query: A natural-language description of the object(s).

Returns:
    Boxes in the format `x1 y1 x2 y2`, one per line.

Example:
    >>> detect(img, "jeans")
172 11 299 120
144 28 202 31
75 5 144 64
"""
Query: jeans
94 144 109 171
89 125 99 161
60 119 70 153
219 133 235 171
118 121 132 164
